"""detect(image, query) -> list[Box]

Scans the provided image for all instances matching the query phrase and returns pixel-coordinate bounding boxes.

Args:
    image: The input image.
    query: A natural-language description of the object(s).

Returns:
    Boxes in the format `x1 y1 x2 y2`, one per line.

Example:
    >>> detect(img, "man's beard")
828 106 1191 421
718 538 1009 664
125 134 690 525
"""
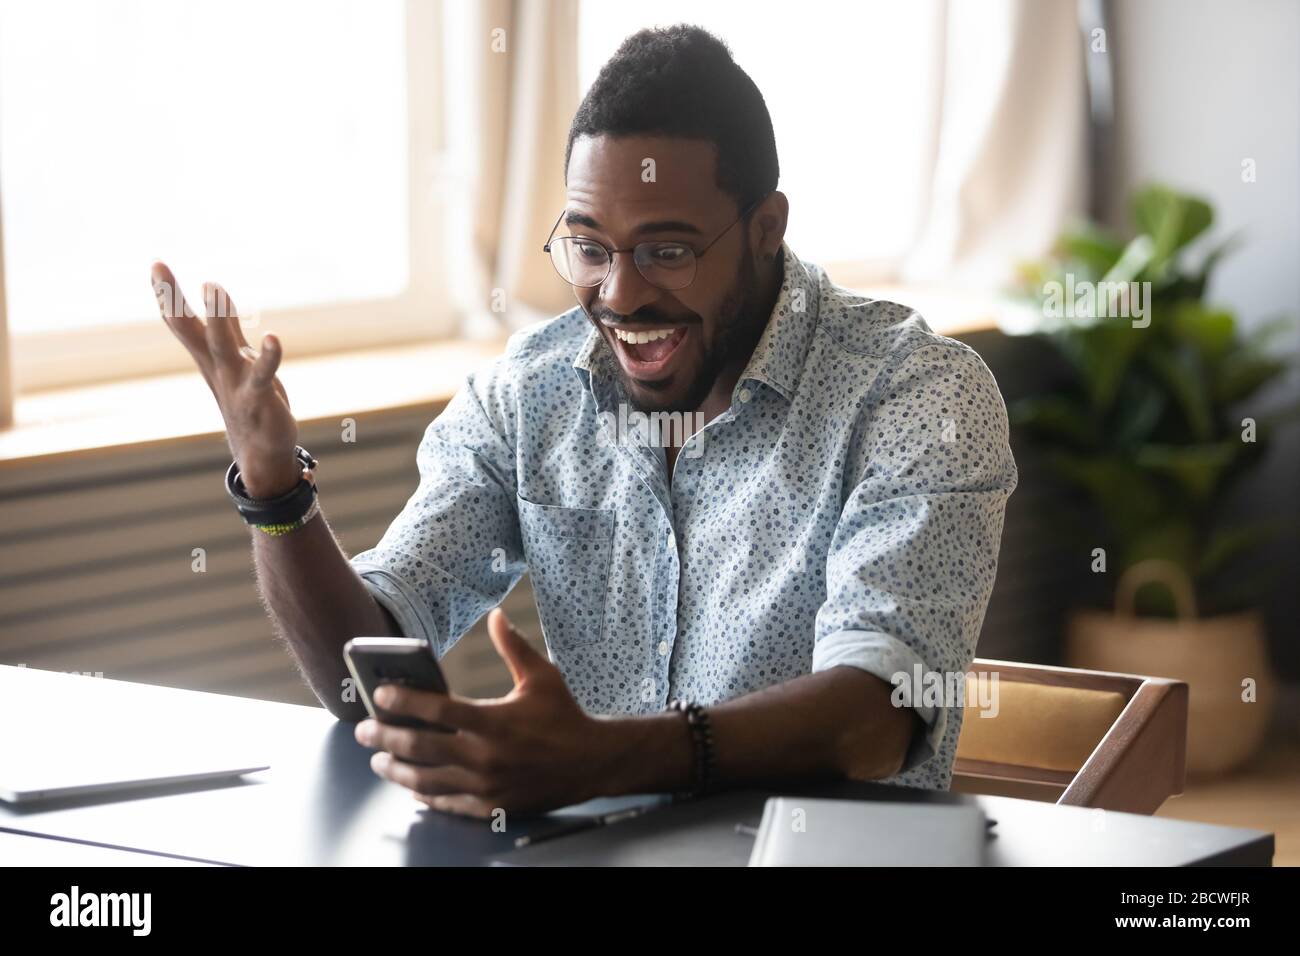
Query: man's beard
599 244 771 416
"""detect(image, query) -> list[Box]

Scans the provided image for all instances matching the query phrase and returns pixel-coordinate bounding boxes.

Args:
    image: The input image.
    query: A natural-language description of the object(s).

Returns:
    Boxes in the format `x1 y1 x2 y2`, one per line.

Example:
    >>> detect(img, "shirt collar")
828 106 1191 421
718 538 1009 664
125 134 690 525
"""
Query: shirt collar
573 240 820 405
731 241 820 403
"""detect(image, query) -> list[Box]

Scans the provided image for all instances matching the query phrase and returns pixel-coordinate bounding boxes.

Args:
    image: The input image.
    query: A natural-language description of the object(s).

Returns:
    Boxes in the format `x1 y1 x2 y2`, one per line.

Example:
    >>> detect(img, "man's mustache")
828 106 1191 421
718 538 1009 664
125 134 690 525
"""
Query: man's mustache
588 304 701 327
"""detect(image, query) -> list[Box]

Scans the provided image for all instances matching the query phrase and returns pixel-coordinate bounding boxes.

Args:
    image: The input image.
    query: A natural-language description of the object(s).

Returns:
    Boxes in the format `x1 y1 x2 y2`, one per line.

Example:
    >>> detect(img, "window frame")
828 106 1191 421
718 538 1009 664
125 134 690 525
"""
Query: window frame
3 0 454 397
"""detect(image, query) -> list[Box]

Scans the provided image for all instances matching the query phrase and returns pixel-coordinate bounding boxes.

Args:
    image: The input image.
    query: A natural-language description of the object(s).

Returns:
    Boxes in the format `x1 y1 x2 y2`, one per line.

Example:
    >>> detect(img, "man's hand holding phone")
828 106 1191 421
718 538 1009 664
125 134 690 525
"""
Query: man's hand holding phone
352 609 625 818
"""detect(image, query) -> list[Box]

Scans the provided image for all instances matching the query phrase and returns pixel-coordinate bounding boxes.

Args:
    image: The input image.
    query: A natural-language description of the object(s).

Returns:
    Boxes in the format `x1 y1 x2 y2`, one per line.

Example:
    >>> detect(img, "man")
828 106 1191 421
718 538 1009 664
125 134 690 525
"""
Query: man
152 25 1017 818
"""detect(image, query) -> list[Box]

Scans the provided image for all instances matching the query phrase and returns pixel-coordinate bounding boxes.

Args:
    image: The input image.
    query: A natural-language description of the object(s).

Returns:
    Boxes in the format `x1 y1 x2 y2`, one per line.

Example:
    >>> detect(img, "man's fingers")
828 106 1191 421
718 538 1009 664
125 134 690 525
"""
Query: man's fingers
151 261 213 378
246 335 291 407
488 608 548 687
202 281 242 363
374 684 493 736
249 333 284 389
413 793 495 818
371 753 487 799
358 721 481 768
153 266 287 402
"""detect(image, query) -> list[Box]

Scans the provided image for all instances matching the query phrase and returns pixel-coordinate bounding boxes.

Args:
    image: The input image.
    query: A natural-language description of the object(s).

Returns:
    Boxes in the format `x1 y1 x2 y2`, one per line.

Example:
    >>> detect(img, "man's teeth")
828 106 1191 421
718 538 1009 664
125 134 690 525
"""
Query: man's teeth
614 327 676 345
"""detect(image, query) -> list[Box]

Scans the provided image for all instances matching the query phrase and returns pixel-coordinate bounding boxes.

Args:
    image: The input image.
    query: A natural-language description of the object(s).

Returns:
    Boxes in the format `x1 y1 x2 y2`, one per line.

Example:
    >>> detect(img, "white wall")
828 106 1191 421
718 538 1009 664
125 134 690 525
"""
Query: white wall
1108 0 1299 328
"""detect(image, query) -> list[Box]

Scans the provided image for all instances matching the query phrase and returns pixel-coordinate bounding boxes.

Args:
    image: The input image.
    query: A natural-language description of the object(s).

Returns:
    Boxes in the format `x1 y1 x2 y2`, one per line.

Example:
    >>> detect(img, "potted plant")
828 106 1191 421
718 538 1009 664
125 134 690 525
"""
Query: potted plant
1003 184 1298 776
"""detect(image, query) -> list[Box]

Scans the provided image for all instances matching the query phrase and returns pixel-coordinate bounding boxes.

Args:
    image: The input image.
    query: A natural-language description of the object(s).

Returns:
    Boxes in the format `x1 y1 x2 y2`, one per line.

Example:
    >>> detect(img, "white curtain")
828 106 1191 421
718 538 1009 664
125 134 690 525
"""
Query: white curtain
456 0 580 337
900 0 1087 286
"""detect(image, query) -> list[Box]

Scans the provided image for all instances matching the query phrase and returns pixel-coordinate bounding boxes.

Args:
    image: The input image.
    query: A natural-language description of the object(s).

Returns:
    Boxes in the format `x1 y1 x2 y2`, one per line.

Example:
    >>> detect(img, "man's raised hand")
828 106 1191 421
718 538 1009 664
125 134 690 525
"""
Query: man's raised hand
150 260 302 498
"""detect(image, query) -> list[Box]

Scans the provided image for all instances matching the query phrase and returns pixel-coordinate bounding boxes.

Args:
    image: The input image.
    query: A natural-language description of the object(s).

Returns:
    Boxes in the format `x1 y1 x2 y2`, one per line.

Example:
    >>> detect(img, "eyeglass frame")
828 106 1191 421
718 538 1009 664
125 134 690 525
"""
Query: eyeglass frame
542 192 771 291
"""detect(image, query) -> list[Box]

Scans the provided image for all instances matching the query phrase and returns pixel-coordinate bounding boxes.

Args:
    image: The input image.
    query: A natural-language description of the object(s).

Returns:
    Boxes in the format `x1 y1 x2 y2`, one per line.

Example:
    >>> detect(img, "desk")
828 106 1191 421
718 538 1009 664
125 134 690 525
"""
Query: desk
0 666 1273 866
0 830 215 866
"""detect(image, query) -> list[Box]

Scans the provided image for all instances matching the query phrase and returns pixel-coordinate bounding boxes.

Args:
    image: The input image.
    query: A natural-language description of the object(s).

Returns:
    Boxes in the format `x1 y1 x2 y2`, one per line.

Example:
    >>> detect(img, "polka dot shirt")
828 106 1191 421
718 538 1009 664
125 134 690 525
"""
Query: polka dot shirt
351 242 1018 791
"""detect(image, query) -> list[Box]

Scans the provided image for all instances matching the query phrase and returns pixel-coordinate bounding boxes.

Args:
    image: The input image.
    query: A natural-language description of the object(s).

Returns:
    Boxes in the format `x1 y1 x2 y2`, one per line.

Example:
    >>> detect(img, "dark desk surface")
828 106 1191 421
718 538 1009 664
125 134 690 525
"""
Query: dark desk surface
0 666 1274 866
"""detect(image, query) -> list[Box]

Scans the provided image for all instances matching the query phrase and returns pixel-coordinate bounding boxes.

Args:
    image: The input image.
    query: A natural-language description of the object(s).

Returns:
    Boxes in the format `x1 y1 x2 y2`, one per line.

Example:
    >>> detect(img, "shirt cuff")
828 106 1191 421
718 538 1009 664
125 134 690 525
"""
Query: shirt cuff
811 628 945 774
350 556 441 655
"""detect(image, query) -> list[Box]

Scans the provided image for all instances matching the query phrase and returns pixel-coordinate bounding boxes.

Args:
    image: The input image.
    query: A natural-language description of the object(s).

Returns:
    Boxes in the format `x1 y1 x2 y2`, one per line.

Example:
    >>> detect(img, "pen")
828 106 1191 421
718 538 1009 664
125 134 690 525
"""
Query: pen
513 804 658 848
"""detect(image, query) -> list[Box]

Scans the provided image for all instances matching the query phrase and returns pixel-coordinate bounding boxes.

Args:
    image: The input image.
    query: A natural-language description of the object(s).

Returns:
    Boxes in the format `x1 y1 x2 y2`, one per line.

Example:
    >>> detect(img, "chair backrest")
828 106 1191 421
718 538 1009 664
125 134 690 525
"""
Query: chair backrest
952 658 1188 814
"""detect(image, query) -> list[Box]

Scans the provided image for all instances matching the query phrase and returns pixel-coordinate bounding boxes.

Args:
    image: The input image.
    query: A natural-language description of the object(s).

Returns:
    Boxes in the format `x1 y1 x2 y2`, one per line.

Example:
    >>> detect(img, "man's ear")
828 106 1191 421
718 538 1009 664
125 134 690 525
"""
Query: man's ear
752 190 789 260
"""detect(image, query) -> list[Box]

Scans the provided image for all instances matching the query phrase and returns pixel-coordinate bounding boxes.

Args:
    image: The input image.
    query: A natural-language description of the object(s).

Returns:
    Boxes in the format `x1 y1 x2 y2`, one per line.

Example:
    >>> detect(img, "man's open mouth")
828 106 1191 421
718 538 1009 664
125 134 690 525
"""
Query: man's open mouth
606 325 690 379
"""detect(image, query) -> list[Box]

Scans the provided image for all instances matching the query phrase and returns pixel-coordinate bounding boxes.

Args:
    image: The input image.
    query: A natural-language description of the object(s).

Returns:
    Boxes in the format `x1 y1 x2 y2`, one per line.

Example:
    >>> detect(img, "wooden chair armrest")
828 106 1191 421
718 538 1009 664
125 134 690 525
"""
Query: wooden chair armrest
1060 677 1188 814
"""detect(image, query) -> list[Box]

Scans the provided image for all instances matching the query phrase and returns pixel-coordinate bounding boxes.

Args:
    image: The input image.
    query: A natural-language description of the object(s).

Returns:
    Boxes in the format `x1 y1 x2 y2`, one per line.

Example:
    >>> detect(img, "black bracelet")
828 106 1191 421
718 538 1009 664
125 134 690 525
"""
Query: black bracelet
669 699 716 800
225 446 319 527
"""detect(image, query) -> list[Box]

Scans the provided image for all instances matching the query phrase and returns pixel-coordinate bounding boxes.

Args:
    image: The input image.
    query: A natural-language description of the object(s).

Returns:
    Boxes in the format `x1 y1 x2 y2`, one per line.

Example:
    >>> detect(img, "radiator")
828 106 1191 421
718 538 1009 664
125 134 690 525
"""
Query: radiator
0 407 541 707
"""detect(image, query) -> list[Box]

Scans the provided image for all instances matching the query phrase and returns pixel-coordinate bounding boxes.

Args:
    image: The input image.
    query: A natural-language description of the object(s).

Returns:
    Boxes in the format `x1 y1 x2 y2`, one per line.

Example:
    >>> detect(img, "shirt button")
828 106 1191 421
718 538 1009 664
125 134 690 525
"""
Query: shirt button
657 641 670 657
738 388 752 403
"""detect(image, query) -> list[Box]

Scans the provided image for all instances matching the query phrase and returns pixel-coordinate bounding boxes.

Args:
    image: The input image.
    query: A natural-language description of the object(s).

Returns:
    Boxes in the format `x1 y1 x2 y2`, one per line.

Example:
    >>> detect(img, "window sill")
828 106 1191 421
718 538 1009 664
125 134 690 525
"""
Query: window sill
851 282 1013 339
0 285 1011 470
0 338 508 469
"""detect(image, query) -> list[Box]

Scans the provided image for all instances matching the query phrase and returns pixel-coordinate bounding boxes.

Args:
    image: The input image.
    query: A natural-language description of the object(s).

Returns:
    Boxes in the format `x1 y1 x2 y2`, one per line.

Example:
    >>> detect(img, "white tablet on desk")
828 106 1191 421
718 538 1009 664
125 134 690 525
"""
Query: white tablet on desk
0 665 270 805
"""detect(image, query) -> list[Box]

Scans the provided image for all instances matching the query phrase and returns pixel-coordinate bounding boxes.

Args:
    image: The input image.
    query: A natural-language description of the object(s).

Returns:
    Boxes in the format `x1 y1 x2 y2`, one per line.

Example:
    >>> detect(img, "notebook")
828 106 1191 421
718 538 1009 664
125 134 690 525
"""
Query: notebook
748 796 988 866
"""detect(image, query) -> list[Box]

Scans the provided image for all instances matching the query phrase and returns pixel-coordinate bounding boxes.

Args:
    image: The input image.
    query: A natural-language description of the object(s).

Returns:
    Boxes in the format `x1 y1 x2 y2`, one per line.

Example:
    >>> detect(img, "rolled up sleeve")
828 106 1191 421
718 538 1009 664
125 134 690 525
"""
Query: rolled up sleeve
812 341 1017 783
349 360 526 660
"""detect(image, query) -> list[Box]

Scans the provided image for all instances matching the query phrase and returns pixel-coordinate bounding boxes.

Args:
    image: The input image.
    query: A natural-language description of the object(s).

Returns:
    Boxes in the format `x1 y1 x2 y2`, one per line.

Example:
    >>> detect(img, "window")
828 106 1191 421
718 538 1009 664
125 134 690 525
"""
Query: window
0 0 450 392
578 0 942 279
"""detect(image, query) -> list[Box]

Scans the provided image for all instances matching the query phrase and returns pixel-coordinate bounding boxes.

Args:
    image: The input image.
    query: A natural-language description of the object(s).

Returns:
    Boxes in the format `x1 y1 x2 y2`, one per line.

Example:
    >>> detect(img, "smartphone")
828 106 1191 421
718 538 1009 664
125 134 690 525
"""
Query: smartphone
343 637 454 731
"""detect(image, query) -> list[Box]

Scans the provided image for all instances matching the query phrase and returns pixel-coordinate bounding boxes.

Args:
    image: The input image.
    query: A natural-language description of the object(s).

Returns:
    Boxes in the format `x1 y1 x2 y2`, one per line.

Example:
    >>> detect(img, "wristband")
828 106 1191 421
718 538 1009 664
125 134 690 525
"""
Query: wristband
251 496 321 536
225 446 319 533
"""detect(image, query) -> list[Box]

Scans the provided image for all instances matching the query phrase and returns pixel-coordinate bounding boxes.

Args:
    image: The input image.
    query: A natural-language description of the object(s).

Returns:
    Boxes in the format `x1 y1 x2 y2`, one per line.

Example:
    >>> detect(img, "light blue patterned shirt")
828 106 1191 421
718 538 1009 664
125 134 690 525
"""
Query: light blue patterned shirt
350 242 1017 790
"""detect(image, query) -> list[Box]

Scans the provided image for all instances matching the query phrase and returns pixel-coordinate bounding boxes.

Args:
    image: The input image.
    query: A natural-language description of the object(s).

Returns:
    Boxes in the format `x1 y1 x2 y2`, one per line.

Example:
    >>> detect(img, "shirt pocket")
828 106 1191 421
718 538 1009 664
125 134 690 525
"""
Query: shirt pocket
516 494 616 650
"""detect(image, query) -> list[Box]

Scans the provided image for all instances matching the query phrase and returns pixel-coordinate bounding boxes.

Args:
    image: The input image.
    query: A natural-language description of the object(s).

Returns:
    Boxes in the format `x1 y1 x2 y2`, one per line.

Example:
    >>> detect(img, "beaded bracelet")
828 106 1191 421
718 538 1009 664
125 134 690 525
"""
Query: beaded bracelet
669 699 716 799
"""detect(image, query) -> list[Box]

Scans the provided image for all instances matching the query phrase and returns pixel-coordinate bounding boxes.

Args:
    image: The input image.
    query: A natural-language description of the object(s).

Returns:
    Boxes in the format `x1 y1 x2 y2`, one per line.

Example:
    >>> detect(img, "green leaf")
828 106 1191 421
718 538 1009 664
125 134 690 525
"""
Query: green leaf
1213 352 1289 405
1057 222 1126 279
1132 185 1214 277
1172 302 1236 361
1047 452 1172 541
1124 525 1198 579
1198 524 1272 577
1134 442 1240 504
1100 234 1156 286
1054 322 1146 412
1144 345 1213 440
1009 395 1100 447
1110 377 1167 446
1186 232 1243 299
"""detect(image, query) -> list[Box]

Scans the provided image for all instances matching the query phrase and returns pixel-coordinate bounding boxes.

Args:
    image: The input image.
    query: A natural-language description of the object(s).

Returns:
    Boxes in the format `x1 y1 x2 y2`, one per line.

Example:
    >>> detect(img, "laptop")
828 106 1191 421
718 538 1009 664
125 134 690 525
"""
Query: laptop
0 665 270 805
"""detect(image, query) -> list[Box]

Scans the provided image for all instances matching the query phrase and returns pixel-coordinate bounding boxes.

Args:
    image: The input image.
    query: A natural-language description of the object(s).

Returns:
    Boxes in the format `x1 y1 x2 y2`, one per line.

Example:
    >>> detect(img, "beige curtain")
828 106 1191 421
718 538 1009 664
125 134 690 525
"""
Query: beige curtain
900 0 1086 286
0 190 12 428
462 0 580 335
451 0 1081 326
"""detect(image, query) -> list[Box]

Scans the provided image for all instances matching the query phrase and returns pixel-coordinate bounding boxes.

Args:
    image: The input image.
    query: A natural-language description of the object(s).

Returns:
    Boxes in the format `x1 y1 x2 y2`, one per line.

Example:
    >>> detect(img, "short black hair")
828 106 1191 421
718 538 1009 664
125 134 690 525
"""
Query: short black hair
564 24 779 210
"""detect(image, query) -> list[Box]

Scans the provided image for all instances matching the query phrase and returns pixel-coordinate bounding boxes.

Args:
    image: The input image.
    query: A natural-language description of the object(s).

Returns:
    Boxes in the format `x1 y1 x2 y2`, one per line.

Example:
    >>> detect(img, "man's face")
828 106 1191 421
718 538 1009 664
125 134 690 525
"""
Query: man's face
563 135 772 414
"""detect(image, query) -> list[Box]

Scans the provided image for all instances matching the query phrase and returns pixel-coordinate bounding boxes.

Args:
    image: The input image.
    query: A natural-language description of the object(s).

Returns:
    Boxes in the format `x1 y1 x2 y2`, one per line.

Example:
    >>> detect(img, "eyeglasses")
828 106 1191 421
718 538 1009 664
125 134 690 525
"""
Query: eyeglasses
542 194 768 291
